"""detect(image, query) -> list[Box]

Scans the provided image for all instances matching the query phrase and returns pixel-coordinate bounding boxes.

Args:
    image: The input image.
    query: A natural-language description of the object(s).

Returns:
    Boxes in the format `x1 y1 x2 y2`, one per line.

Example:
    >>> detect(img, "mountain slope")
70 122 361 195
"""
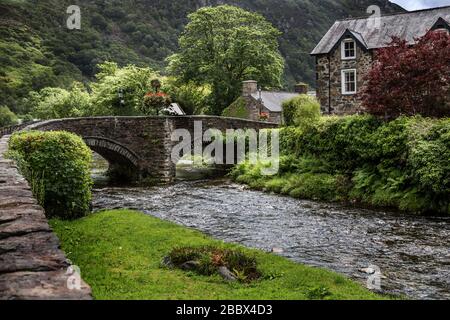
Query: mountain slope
0 0 402 113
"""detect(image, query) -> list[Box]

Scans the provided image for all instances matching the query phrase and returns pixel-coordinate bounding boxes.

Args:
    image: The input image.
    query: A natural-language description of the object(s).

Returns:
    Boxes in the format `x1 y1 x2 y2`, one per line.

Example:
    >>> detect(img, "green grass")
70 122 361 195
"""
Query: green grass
50 210 389 300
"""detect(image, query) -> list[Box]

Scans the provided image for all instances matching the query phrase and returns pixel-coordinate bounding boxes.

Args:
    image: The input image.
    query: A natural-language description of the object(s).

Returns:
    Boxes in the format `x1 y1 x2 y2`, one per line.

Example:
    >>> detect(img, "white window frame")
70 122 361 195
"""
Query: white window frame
341 39 356 60
341 69 357 95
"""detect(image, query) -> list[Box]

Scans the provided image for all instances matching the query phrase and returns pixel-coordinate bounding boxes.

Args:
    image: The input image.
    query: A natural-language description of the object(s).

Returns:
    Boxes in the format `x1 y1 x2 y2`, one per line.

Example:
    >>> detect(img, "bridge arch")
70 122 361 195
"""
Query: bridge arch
83 137 141 182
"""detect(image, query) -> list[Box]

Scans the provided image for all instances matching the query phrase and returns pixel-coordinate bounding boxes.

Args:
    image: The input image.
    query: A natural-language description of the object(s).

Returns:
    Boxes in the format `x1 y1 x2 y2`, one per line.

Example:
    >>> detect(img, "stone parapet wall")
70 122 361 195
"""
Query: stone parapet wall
0 135 92 300
23 116 278 183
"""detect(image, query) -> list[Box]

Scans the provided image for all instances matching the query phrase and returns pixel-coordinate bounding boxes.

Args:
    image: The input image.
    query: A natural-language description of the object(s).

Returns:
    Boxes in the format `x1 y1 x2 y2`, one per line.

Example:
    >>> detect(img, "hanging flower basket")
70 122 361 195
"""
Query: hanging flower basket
140 92 172 115
259 112 270 121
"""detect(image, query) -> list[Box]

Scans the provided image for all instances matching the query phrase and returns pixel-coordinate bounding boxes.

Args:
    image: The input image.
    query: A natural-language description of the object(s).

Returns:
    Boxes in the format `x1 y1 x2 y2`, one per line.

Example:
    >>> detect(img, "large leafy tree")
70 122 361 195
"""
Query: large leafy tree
168 5 284 115
361 31 450 118
90 62 159 116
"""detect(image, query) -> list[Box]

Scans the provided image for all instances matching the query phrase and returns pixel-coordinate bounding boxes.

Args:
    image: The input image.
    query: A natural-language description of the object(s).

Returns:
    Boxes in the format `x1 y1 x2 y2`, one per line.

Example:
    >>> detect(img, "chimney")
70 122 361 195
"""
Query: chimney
242 80 258 97
294 83 308 95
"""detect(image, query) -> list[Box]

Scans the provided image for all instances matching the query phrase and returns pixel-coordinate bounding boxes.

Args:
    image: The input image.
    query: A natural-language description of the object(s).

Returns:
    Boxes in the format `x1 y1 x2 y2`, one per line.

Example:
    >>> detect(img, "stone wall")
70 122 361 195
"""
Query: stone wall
242 97 282 124
316 45 373 115
0 135 92 300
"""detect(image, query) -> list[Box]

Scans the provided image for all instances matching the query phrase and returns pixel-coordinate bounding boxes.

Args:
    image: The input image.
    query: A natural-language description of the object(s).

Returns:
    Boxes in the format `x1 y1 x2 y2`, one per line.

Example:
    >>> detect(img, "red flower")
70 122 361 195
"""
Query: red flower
145 92 168 97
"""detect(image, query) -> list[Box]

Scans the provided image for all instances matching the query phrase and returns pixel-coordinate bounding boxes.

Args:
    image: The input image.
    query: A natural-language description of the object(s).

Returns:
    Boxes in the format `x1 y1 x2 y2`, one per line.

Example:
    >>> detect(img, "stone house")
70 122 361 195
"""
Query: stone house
311 6 450 115
233 80 315 124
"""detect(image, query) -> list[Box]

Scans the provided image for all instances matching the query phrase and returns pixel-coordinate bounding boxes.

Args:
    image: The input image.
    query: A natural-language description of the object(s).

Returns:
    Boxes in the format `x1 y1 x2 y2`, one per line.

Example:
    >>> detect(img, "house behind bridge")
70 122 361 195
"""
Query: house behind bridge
224 80 316 125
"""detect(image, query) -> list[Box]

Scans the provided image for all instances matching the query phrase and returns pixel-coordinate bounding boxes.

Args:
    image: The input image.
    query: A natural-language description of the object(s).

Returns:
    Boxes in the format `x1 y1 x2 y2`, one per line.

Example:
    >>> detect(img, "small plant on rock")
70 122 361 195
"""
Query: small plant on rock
165 246 261 283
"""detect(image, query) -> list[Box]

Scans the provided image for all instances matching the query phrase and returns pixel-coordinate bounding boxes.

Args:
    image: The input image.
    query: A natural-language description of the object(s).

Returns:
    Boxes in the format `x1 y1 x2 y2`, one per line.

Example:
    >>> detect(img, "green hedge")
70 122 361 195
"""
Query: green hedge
232 115 450 215
282 95 321 128
8 131 93 219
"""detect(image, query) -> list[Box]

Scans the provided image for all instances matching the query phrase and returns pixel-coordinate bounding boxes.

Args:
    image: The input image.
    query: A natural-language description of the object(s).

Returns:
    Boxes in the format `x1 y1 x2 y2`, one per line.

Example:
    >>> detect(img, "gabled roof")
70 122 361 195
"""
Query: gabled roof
311 6 450 55
251 91 299 112
250 91 317 113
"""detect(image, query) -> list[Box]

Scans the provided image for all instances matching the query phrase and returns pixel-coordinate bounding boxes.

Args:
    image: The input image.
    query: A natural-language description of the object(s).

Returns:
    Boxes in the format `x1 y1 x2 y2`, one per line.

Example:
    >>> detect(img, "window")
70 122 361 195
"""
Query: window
341 39 356 60
341 69 357 94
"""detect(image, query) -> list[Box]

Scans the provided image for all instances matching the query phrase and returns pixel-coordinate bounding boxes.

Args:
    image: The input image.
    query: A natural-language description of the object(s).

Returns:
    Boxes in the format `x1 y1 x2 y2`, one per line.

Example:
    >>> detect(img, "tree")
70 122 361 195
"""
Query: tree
90 62 160 116
30 82 91 120
164 78 211 115
167 5 284 115
361 31 450 118
0 106 18 127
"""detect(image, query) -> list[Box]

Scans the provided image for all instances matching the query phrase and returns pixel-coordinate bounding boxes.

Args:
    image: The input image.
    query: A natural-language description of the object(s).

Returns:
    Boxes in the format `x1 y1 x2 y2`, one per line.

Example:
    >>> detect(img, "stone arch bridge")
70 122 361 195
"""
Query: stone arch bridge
20 116 277 183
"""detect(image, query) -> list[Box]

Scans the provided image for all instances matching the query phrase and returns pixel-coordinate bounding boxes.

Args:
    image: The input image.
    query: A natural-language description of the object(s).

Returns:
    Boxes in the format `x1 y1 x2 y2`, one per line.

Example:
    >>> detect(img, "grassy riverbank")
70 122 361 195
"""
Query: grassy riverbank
50 210 387 300
231 116 450 215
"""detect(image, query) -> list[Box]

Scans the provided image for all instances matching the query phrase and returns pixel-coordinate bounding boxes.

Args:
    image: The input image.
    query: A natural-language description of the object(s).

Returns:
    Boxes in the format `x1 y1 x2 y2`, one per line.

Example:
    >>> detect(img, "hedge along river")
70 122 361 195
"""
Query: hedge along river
91 156 450 300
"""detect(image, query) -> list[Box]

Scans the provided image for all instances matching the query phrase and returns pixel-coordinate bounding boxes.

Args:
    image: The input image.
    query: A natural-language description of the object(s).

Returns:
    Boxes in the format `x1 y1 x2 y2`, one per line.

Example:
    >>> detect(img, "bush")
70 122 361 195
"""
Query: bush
8 131 93 219
167 246 261 282
281 115 381 172
361 31 450 118
282 95 321 127
232 115 450 215
30 82 91 120
0 106 19 127
90 62 160 116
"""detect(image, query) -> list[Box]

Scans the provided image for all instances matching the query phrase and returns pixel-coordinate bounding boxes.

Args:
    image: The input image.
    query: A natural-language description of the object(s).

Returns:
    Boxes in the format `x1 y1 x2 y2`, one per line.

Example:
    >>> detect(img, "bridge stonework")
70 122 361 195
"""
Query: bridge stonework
24 116 277 183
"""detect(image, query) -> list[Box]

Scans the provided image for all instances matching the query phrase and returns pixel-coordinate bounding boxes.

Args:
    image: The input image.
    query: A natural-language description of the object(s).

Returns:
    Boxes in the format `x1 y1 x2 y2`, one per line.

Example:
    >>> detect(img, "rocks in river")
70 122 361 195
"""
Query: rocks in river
271 248 284 254
180 260 200 271
218 266 237 282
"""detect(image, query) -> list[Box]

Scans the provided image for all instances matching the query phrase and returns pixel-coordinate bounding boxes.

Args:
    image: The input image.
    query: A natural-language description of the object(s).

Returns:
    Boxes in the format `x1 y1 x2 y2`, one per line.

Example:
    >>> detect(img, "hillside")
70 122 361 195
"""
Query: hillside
0 0 402 113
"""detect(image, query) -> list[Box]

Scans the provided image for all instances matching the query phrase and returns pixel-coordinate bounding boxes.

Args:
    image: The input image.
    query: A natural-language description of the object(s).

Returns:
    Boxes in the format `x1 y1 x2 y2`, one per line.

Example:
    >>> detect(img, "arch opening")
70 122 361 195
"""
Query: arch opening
84 137 141 184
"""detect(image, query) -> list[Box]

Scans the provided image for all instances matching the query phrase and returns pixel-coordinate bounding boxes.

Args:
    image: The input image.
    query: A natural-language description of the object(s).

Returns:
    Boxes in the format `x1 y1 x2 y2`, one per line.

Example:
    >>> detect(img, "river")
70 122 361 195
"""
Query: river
91 176 450 300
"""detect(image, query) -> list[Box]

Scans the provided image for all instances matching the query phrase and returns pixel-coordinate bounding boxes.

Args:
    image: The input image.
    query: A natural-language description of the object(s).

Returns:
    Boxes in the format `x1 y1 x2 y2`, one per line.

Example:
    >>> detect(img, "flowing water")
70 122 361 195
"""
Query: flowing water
91 178 450 300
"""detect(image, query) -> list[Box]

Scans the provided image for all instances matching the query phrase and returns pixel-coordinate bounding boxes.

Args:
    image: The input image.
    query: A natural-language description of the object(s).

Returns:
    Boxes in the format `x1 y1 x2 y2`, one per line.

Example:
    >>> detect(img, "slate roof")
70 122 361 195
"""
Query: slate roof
251 91 316 113
311 6 450 55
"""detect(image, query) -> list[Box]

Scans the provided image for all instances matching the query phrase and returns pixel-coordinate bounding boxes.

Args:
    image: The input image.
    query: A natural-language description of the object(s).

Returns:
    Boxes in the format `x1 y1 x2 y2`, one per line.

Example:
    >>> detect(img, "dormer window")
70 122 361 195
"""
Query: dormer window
431 17 450 34
341 39 356 60
434 25 449 34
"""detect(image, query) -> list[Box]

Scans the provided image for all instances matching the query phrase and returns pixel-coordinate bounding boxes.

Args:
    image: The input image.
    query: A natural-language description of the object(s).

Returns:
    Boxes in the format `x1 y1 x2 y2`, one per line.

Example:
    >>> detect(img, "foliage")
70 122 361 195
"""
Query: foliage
168 5 284 115
1 0 401 112
282 94 321 127
164 79 211 115
50 209 388 300
0 105 18 127
29 82 91 120
361 31 450 118
231 115 450 215
168 246 261 282
90 62 159 116
8 131 93 219
222 97 249 119
140 92 172 116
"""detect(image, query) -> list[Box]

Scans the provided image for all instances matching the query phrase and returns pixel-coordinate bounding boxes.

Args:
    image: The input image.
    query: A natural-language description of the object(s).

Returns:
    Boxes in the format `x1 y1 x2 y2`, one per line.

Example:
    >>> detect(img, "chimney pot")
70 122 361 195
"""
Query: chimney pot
294 83 309 94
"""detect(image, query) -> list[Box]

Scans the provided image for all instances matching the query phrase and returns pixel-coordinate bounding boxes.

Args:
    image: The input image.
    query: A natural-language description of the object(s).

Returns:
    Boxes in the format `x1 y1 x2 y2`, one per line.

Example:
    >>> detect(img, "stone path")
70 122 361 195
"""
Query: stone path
0 135 92 300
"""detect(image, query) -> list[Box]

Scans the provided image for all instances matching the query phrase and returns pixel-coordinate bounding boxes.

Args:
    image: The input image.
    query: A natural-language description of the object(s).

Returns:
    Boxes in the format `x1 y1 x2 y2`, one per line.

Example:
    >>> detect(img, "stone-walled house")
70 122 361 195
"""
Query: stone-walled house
225 80 315 124
311 6 450 115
